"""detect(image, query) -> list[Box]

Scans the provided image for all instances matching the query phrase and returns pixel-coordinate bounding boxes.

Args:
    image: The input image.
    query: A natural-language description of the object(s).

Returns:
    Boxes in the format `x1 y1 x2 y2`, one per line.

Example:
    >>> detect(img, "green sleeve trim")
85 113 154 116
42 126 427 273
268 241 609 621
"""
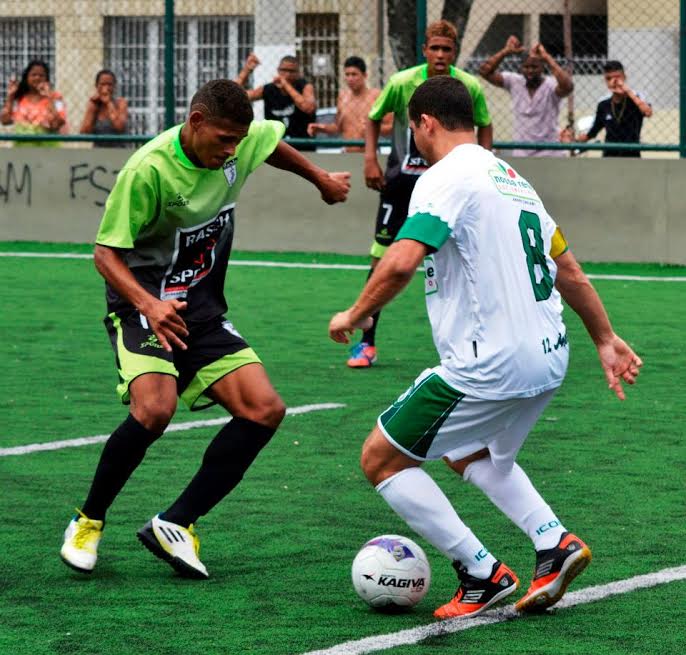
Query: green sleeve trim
395 212 451 251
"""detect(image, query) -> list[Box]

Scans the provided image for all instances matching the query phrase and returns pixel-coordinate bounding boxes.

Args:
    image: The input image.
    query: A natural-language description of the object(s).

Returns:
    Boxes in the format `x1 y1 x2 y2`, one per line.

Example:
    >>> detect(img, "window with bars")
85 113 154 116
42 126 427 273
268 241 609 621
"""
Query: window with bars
104 16 254 135
0 17 55 101
540 14 608 74
296 13 339 109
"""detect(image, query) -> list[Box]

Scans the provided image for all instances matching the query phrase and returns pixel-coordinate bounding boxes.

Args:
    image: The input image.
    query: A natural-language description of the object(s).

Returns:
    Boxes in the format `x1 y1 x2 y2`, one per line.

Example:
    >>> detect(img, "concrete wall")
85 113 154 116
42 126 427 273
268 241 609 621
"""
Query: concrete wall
0 149 684 264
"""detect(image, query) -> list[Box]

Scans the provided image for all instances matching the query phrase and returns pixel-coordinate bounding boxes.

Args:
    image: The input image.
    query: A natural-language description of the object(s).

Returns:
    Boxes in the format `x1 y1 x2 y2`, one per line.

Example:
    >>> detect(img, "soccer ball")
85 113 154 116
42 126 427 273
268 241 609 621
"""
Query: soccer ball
351 534 431 608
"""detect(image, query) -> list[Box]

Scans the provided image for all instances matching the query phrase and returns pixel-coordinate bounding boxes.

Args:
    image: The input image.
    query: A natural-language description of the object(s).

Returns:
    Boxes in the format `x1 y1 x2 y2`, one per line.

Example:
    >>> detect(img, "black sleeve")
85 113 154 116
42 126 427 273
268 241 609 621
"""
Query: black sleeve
585 102 605 139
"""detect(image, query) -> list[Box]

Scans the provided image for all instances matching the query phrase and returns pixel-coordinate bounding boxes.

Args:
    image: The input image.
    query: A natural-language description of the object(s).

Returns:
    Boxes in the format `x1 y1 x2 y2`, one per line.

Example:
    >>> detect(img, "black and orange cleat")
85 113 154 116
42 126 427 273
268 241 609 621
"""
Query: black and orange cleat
515 532 592 613
434 560 519 619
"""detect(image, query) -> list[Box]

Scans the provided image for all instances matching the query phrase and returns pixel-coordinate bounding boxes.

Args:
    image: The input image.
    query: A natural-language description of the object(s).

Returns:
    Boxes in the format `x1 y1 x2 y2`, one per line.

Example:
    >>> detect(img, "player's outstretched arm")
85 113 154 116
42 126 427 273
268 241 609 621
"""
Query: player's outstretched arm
265 140 350 204
94 244 188 352
554 249 643 400
329 239 428 343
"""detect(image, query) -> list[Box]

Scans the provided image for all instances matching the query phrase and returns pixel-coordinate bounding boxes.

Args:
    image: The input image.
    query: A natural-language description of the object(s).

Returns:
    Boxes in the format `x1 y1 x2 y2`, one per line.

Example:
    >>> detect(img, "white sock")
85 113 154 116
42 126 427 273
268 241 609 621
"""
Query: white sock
463 459 565 551
376 467 497 578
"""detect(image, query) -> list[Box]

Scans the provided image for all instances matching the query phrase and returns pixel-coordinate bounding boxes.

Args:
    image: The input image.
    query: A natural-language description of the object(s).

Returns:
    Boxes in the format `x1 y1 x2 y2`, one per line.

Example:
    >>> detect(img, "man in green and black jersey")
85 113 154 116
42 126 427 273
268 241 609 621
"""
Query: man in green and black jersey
346 19 493 369
60 79 350 579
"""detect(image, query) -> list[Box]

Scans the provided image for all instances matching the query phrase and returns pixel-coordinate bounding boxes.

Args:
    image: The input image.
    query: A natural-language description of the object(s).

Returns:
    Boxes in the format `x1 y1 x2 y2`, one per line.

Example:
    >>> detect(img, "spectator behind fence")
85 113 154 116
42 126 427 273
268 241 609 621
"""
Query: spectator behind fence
1 59 67 147
571 61 652 158
80 69 128 147
480 36 573 157
307 56 392 153
236 53 316 150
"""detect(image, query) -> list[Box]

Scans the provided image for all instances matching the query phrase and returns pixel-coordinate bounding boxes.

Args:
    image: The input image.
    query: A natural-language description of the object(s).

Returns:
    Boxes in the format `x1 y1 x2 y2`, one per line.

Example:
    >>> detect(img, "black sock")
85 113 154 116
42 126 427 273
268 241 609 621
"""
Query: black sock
361 267 380 346
81 414 162 521
161 417 275 527
362 310 381 346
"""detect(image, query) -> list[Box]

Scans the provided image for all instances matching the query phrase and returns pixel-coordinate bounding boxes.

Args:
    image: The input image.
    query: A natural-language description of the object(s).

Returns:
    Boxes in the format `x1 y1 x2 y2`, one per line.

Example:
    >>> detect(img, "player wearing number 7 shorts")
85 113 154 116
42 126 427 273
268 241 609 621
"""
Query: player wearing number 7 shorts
329 76 642 619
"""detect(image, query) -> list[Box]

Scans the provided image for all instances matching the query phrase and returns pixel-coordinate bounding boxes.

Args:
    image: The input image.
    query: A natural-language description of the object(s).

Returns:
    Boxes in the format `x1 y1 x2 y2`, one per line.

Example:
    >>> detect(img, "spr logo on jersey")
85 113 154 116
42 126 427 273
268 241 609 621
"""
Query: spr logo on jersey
223 159 237 186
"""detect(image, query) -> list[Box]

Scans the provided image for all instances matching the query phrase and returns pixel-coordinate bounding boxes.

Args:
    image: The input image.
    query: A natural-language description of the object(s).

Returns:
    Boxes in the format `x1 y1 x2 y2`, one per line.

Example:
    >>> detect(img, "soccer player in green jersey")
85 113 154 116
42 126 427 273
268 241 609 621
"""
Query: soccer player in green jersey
346 19 493 368
60 79 350 579
330 77 641 618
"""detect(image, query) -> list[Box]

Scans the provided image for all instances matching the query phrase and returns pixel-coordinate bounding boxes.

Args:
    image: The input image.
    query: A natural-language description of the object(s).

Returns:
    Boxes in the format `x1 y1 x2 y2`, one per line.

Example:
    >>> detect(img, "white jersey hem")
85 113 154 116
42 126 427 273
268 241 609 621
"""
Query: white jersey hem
438 368 565 400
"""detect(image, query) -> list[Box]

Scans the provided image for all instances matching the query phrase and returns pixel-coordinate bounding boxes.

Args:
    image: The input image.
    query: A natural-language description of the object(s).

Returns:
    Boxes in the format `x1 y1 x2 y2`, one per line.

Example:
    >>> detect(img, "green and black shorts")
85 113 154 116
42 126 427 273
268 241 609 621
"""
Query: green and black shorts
104 310 261 410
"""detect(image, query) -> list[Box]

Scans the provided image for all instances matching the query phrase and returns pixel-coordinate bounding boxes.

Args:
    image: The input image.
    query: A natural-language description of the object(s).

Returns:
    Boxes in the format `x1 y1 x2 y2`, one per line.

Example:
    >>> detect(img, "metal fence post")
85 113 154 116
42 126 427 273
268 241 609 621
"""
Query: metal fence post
681 0 686 157
416 0 427 64
164 0 176 129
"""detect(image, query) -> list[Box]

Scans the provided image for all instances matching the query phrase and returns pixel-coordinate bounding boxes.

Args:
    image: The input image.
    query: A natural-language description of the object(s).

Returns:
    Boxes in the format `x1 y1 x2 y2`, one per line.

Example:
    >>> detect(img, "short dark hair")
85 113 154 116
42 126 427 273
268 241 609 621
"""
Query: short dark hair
95 69 116 84
280 55 299 67
344 56 366 73
190 79 253 126
408 76 474 131
604 60 624 73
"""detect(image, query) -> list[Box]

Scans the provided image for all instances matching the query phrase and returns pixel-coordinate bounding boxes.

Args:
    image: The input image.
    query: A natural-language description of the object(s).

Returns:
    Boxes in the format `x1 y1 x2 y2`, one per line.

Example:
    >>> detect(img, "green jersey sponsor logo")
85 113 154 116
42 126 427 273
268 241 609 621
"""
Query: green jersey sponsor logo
162 204 235 300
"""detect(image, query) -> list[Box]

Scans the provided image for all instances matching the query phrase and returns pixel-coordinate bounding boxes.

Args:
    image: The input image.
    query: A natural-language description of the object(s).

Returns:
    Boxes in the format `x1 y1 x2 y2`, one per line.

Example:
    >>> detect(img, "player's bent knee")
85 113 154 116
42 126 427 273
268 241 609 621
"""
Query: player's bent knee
242 396 286 429
130 398 176 434
360 439 389 486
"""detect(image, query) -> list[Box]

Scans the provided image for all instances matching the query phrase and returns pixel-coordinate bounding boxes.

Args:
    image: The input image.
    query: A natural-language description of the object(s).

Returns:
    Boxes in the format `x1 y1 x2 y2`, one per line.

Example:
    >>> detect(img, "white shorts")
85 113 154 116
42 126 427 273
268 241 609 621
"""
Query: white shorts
377 366 558 473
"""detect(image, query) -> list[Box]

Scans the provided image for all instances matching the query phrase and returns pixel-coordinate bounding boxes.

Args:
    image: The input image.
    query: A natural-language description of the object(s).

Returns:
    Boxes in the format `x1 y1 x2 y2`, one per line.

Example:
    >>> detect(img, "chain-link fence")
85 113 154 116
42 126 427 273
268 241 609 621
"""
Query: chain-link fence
0 0 682 155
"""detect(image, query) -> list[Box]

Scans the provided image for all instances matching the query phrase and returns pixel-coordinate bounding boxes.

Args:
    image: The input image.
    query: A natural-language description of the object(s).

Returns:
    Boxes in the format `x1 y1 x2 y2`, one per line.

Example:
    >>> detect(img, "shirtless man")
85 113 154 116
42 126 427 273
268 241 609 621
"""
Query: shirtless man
308 56 391 152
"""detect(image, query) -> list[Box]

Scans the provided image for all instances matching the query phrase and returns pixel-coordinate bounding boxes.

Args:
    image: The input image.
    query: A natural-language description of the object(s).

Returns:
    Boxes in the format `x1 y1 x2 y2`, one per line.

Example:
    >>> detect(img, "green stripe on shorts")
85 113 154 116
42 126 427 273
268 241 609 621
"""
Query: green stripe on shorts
109 312 178 403
379 373 465 458
181 347 262 411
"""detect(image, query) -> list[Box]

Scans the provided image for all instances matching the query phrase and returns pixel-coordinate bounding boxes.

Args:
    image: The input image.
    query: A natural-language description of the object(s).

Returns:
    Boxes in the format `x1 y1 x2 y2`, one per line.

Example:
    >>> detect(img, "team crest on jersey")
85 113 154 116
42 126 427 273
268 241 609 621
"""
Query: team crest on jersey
223 158 238 186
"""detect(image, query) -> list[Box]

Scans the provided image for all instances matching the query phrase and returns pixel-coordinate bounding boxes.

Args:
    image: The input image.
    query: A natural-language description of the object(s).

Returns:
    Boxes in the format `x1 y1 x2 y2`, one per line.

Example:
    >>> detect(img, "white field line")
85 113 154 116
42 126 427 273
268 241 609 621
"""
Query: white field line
0 252 367 270
0 402 345 457
302 564 686 655
1 252 685 281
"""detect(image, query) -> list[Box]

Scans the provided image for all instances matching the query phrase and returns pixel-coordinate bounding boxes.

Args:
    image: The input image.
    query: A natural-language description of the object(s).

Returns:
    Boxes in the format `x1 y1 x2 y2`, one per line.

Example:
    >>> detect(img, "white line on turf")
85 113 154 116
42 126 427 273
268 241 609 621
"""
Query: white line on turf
301 564 686 655
1 252 685 281
0 252 95 260
0 252 686 282
0 252 367 270
0 402 345 457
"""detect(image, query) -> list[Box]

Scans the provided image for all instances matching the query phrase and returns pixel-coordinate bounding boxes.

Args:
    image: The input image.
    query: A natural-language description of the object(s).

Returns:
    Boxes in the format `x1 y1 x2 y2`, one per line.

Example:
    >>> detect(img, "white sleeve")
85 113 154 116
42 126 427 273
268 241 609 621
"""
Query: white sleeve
408 168 468 232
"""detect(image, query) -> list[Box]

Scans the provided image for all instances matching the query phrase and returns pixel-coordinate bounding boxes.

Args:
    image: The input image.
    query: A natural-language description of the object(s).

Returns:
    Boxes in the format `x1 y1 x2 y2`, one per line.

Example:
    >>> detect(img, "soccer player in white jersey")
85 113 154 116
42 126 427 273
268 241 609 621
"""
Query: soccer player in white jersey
329 76 642 618
60 80 350 579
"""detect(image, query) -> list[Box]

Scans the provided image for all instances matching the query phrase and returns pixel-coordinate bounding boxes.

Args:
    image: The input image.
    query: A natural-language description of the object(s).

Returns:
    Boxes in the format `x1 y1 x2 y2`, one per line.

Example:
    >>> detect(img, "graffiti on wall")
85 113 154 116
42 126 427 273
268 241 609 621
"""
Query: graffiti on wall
0 160 120 210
